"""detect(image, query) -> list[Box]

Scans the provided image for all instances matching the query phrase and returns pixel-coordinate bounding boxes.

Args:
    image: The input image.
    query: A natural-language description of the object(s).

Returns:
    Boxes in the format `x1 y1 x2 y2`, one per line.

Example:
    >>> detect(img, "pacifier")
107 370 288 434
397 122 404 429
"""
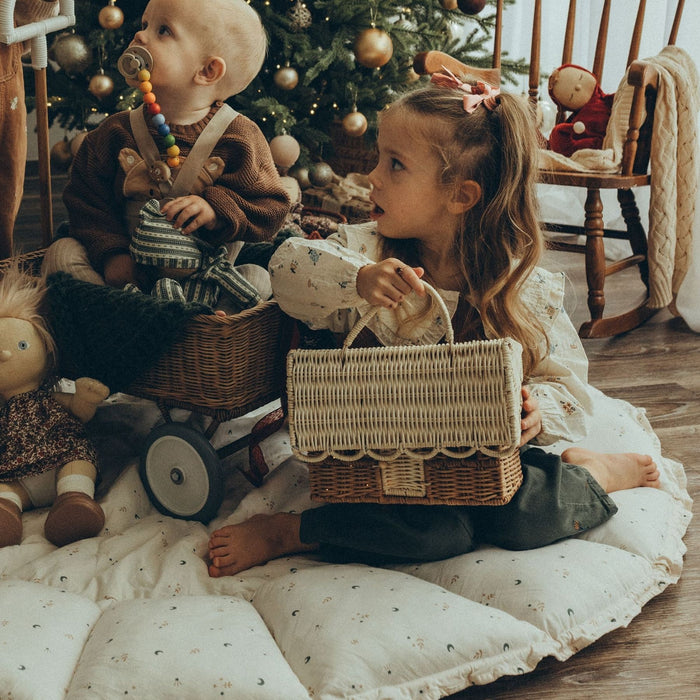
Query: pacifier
117 46 154 81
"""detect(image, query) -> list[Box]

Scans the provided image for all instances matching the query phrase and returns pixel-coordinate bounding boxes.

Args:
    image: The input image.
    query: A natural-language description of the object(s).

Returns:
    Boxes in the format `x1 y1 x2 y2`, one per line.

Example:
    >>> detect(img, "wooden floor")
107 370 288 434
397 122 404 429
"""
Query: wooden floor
10 172 699 699
457 260 700 699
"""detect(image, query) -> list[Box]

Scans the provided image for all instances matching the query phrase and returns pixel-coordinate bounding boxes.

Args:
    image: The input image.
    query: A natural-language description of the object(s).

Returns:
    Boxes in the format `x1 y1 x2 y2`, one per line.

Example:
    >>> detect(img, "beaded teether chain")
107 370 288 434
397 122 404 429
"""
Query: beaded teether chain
137 69 180 168
117 45 180 168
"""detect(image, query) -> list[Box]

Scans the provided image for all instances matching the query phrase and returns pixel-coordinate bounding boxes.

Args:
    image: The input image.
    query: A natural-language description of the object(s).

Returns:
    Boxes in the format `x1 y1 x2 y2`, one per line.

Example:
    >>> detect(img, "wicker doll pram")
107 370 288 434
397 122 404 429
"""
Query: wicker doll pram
287 284 525 506
1 247 289 521
2 207 344 523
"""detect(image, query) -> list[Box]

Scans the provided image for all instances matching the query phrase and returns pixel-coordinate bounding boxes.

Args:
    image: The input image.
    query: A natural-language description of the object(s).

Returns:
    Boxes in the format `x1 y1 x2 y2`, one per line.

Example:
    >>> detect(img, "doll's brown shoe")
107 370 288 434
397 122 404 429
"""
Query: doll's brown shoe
44 492 105 547
0 499 23 547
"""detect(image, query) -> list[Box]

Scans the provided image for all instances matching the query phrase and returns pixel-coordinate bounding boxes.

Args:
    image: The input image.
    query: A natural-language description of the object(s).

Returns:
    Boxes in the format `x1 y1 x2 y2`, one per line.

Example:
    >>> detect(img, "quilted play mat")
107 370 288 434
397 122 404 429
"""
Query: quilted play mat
0 383 691 699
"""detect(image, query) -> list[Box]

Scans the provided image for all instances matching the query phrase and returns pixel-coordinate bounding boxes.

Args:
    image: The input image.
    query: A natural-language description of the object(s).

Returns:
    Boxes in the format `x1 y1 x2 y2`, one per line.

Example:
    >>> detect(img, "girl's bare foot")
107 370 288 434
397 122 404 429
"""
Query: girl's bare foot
561 447 661 493
207 512 318 578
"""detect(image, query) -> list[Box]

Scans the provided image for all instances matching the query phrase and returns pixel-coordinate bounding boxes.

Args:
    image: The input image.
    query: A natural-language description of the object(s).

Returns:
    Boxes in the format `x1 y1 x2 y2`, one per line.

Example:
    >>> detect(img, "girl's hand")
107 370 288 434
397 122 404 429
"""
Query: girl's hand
356 258 425 309
161 195 218 235
520 385 543 446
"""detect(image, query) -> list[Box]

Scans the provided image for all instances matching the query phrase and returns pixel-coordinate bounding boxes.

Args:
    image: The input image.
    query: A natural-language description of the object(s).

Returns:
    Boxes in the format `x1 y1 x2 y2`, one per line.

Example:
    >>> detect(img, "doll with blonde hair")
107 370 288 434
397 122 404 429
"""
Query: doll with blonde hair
0 267 108 548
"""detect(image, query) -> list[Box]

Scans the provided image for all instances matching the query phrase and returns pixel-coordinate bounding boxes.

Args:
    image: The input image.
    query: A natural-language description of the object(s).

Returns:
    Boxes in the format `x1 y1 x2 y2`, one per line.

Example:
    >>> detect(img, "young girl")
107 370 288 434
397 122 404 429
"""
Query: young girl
208 75 660 577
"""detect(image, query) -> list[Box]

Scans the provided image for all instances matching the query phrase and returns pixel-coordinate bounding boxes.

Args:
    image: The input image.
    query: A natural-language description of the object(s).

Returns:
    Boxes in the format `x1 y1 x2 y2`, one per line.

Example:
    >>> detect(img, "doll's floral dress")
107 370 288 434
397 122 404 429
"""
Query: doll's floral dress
0 384 97 481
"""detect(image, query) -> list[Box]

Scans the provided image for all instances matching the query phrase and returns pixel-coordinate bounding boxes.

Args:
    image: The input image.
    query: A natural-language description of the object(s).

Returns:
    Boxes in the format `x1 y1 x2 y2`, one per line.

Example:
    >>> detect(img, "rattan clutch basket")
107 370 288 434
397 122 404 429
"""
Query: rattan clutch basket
287 284 525 506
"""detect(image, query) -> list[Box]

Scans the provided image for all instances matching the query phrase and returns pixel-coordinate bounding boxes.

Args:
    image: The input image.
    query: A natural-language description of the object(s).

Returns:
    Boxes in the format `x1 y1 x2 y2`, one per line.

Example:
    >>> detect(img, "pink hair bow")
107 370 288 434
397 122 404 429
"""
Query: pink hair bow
430 67 500 113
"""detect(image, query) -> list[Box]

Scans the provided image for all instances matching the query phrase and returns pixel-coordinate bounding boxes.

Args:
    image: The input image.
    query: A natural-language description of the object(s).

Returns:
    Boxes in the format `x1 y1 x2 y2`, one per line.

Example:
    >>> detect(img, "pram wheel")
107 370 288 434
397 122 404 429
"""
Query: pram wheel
139 423 224 523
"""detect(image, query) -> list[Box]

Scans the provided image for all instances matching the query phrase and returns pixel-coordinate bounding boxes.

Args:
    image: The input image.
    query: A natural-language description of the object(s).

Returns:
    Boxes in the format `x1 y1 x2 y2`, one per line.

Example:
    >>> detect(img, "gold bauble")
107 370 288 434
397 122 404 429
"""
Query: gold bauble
440 0 459 9
342 111 368 137
98 3 124 30
354 28 393 69
50 139 73 172
88 72 115 98
51 33 92 73
274 66 299 90
269 134 301 169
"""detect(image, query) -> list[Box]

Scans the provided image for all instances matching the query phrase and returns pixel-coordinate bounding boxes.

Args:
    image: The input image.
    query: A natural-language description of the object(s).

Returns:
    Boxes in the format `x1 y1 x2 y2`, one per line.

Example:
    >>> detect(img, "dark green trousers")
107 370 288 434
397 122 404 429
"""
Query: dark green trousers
299 447 618 565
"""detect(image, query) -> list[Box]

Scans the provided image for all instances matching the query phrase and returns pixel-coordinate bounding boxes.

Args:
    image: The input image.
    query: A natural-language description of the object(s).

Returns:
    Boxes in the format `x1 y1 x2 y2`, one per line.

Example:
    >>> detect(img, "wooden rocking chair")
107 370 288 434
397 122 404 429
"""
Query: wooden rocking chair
534 0 687 338
415 0 689 338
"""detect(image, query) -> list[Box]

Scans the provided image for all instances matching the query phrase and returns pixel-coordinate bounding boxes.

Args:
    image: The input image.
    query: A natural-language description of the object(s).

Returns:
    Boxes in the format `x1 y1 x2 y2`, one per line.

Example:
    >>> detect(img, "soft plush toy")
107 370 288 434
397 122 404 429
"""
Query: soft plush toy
0 267 109 548
126 199 273 312
546 64 615 157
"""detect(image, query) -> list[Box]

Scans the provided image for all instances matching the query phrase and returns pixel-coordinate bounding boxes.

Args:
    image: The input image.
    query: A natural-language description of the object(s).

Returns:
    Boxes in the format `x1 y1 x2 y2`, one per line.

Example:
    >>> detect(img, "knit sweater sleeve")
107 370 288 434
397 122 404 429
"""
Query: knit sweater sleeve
199 114 290 246
62 113 134 272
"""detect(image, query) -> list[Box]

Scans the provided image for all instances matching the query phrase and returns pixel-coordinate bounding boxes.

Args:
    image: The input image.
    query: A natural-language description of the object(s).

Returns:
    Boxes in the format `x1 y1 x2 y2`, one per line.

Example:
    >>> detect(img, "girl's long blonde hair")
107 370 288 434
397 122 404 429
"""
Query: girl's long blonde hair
0 266 57 376
380 84 546 376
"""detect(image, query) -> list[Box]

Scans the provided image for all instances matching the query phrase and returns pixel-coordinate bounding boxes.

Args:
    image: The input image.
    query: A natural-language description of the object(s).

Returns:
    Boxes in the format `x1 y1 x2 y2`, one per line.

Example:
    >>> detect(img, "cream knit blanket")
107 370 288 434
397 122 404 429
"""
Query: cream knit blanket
539 46 700 309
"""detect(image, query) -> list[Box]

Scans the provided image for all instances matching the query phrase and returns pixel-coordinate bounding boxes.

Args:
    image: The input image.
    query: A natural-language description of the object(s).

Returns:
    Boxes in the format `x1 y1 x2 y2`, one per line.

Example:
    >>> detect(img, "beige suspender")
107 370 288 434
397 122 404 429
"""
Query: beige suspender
128 103 239 198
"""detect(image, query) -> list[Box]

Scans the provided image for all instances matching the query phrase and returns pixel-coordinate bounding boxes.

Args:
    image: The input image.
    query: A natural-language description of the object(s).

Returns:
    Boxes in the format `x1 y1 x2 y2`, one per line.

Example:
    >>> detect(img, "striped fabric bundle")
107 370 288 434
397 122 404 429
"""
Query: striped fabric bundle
129 199 261 311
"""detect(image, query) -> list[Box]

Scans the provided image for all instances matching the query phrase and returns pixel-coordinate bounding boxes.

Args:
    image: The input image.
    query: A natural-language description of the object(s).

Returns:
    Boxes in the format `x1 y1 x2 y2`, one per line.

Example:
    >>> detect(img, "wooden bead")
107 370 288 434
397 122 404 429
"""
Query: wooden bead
137 71 181 168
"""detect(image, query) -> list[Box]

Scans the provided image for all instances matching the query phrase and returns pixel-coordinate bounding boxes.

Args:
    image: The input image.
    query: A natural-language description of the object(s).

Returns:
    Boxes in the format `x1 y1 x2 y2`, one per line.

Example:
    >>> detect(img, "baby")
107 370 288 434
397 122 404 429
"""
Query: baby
42 0 289 297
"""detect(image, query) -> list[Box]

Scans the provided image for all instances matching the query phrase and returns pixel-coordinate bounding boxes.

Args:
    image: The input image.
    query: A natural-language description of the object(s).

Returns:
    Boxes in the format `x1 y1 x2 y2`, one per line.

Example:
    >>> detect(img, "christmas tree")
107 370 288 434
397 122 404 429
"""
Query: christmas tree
33 0 527 174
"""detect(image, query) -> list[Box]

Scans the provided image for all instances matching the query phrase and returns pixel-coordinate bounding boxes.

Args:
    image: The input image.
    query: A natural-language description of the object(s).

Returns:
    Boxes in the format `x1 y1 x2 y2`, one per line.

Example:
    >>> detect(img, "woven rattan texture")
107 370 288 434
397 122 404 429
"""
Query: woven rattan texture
0 248 44 275
308 450 523 506
127 300 286 420
287 337 523 461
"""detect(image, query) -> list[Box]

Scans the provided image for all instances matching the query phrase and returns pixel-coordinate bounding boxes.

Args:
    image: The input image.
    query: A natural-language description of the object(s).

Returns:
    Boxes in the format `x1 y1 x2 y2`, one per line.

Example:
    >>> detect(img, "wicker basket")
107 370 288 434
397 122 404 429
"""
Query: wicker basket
127 300 288 421
0 248 45 275
287 284 525 506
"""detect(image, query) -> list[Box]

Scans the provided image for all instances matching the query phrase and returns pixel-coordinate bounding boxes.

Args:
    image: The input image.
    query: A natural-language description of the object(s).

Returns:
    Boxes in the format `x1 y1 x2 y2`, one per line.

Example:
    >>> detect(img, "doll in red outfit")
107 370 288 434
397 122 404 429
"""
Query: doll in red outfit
547 64 614 157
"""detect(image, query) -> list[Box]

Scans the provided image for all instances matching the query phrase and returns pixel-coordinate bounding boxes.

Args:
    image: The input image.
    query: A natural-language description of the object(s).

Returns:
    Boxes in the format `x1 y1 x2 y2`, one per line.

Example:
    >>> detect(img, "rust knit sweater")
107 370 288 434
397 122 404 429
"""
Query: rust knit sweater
62 102 290 273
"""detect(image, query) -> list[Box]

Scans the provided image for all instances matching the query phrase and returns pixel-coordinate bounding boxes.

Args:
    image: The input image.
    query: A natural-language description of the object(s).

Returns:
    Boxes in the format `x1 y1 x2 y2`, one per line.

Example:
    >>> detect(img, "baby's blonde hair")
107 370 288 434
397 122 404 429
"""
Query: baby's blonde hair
380 84 546 376
0 267 57 374
206 0 267 97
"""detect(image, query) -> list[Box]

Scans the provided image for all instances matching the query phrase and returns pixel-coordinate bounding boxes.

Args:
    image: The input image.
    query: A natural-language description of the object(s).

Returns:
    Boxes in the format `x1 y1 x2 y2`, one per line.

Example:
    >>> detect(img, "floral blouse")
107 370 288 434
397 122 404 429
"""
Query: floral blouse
269 222 594 445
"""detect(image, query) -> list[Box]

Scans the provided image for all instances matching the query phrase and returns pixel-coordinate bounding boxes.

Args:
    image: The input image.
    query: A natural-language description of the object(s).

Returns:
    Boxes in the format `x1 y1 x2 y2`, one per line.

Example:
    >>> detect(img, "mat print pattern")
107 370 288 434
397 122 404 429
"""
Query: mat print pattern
0 386 691 699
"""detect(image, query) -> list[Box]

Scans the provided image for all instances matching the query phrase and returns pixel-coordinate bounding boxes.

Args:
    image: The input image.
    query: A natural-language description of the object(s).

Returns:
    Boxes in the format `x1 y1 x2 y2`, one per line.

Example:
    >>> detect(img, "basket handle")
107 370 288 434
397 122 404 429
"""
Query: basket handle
343 281 455 348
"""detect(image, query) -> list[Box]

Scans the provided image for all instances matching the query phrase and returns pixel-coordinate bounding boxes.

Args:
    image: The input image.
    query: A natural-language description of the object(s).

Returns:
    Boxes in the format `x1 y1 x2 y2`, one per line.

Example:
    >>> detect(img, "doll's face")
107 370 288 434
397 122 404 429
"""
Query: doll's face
0 317 48 400
548 66 598 111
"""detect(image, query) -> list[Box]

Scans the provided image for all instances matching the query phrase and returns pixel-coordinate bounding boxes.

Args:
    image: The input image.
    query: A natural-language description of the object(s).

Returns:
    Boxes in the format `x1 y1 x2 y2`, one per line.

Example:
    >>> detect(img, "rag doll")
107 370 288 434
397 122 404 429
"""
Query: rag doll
546 64 615 157
0 267 109 548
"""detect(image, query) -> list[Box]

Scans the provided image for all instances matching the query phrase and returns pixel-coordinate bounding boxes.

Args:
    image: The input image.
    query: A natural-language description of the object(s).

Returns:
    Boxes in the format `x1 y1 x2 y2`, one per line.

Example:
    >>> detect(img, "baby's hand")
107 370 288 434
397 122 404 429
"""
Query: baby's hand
356 258 425 309
520 385 542 446
161 195 218 235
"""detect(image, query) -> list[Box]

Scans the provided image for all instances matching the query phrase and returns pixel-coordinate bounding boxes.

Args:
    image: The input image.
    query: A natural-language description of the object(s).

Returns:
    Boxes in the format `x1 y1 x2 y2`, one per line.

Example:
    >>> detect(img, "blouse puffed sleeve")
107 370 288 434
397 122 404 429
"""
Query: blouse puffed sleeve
522 268 595 446
268 223 377 333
